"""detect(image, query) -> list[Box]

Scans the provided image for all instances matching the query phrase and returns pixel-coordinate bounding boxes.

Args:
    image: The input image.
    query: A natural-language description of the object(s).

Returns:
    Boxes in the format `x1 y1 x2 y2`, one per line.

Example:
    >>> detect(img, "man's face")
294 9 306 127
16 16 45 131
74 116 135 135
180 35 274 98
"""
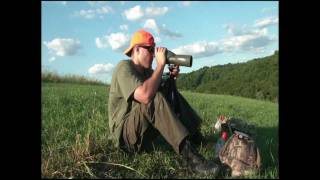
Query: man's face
136 45 155 69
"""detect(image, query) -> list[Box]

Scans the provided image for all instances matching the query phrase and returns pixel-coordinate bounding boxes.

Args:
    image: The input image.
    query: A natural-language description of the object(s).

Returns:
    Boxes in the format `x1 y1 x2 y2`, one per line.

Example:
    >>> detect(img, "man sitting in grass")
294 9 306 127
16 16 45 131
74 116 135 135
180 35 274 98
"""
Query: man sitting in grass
108 29 220 176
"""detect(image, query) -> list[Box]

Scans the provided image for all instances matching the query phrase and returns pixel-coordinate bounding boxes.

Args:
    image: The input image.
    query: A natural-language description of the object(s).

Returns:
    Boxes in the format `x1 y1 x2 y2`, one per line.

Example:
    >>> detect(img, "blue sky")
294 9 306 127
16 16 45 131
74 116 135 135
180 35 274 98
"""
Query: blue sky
41 1 278 83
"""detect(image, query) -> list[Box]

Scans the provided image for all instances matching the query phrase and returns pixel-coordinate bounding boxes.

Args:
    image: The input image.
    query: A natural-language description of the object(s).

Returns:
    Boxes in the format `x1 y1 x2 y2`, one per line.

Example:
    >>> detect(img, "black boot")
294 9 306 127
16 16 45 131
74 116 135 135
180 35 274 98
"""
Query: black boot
180 139 220 176
189 130 206 146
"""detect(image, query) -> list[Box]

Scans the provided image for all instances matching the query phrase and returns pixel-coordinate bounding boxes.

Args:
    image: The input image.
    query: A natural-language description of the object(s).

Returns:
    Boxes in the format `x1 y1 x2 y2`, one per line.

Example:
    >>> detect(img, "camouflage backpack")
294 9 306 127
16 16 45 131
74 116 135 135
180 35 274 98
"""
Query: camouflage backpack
219 130 262 177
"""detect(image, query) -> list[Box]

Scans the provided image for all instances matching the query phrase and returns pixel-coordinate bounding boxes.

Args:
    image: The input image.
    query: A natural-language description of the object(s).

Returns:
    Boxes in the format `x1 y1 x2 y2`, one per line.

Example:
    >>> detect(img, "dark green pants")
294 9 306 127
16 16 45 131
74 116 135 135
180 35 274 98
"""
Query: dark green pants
121 92 201 154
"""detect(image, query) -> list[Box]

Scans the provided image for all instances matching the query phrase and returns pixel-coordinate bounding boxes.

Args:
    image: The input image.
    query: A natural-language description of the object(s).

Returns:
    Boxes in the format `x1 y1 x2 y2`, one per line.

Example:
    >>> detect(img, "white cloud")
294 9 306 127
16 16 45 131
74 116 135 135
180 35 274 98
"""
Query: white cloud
107 32 130 51
123 6 168 21
143 19 182 39
88 63 114 75
222 23 275 52
78 9 96 19
172 25 275 59
145 7 168 16
143 19 159 33
44 38 82 57
96 6 112 14
123 5 144 21
221 28 274 52
254 16 278 28
87 1 108 6
95 37 108 49
160 24 183 38
49 57 56 62
75 5 112 19
43 1 67 5
120 24 128 31
181 1 192 6
173 41 222 58
96 32 130 51
224 24 251 36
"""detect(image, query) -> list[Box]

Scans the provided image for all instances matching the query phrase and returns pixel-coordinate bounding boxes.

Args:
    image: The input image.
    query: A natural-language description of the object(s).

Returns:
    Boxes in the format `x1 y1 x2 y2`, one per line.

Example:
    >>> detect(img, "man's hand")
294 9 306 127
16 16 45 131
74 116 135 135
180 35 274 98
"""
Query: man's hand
155 47 167 68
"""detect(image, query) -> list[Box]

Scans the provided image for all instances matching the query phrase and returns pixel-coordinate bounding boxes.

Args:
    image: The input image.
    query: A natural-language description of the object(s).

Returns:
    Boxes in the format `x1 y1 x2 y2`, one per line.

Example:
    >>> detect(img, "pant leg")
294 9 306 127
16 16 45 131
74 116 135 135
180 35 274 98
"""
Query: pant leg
176 92 202 135
121 104 154 153
122 92 190 154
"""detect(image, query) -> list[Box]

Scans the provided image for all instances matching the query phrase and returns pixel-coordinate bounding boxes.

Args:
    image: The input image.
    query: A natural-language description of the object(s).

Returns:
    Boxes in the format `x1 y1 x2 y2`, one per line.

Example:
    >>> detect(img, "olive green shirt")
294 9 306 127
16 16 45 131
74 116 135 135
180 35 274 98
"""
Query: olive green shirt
108 60 153 147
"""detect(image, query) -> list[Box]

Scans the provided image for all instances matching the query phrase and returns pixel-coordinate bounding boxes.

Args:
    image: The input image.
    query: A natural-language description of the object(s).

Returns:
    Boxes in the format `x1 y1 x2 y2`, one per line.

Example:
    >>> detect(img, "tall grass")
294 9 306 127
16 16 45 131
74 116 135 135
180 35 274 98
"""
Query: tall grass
42 83 278 178
42 70 105 85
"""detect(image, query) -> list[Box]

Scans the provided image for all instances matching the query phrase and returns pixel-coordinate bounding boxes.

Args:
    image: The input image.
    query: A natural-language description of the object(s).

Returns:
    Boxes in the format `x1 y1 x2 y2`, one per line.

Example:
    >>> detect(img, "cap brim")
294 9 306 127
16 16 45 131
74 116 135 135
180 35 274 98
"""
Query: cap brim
124 45 134 57
123 43 155 57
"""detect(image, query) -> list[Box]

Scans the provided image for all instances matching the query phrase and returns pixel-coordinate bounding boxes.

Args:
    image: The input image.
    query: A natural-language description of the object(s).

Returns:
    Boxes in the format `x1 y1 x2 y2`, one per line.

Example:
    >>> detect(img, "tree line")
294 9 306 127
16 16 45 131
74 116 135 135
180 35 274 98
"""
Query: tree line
42 70 106 86
176 51 278 102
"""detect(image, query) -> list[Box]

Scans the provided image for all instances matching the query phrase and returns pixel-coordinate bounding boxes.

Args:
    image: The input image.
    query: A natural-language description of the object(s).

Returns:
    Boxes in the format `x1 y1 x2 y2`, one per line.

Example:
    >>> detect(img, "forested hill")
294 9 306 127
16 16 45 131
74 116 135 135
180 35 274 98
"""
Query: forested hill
176 51 278 102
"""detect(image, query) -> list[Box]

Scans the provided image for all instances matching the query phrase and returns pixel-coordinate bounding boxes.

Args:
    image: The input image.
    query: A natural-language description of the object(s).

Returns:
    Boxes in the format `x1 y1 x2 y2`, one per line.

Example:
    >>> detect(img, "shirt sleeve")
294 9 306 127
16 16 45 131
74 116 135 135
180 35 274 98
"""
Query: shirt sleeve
117 62 144 102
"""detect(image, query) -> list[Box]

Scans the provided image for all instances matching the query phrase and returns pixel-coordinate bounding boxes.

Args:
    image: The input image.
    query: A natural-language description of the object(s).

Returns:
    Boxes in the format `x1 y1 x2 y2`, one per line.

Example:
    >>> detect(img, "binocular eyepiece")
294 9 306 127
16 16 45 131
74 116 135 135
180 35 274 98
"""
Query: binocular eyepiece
166 50 193 67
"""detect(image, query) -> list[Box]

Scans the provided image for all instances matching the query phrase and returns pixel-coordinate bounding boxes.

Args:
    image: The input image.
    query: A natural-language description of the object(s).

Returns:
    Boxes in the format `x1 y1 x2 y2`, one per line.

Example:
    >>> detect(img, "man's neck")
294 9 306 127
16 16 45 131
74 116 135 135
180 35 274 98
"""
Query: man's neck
131 59 145 73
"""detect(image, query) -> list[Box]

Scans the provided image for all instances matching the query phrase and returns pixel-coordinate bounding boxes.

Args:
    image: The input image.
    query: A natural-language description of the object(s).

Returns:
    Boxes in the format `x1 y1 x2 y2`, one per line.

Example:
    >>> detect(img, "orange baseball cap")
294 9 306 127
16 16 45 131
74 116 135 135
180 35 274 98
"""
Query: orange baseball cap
124 29 155 57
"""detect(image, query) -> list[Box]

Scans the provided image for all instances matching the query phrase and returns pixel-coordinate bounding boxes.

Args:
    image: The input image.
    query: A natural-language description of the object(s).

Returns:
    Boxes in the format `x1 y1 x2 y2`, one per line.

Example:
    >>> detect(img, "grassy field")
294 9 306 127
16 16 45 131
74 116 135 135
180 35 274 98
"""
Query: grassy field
41 82 278 178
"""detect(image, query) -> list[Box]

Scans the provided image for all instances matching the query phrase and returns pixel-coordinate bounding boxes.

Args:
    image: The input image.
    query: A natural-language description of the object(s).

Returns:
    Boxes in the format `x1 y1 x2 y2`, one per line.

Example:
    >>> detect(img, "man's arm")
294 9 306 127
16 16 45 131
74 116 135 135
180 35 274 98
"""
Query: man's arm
134 65 165 104
134 47 166 104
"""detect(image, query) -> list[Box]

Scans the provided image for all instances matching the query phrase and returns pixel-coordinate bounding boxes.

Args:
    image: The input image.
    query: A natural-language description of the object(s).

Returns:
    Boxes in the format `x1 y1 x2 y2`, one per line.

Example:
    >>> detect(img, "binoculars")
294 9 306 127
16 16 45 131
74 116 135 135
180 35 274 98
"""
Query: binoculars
166 50 193 67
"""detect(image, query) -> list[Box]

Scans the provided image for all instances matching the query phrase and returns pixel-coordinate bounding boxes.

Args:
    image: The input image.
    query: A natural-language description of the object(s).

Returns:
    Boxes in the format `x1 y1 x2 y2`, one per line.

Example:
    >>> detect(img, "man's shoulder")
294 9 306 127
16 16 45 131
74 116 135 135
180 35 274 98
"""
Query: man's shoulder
118 59 131 67
114 59 131 71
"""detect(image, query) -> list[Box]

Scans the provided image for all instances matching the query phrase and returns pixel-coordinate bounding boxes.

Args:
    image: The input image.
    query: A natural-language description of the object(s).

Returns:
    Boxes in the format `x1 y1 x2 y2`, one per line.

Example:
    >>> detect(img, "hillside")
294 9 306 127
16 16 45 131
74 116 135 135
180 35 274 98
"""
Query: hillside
176 51 279 102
